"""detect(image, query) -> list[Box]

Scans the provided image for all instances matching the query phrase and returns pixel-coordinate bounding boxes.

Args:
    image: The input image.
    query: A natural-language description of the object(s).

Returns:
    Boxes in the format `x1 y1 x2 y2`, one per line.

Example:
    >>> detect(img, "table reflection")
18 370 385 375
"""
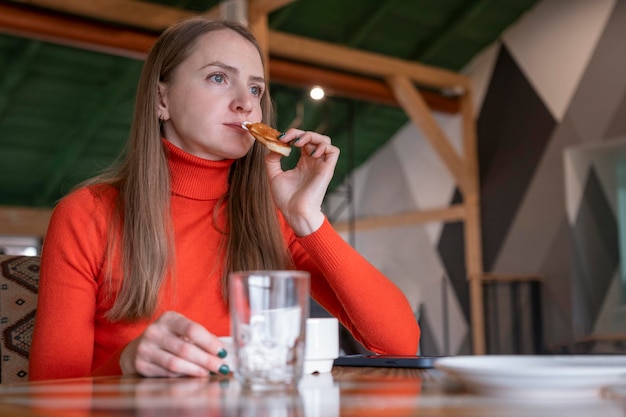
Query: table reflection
1 367 624 417
0 373 343 417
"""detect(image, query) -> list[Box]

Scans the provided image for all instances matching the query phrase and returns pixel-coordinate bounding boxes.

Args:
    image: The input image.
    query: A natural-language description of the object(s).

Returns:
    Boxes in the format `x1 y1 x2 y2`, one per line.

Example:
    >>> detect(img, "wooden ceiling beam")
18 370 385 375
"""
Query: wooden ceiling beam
333 204 467 233
269 30 470 91
0 2 459 113
271 59 459 113
248 1 270 80
4 0 213 31
249 0 297 60
0 3 155 59
387 74 469 194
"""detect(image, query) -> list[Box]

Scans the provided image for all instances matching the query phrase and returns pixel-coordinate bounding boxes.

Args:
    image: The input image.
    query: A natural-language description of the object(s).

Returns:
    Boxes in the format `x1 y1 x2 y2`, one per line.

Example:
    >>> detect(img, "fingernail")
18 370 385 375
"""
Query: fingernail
217 348 227 359
292 137 301 143
310 150 316 156
278 132 285 139
219 364 230 375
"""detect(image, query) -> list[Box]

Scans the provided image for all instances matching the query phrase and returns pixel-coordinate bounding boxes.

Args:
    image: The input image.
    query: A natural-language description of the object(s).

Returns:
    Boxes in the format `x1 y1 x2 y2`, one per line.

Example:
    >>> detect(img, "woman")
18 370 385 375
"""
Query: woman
29 17 420 380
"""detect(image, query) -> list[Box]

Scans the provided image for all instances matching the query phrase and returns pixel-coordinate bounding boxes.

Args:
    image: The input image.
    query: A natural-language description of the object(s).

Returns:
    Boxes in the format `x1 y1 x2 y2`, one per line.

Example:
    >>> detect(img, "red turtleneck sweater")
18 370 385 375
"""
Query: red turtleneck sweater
29 140 419 381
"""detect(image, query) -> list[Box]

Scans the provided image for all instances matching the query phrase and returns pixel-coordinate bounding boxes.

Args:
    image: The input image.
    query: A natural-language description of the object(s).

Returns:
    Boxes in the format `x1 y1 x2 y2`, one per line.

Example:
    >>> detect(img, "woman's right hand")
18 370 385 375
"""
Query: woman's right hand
119 311 229 377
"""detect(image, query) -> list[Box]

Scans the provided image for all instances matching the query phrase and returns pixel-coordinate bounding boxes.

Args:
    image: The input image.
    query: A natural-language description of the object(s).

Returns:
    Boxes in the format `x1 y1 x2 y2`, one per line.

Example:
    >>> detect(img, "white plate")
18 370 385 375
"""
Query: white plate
435 355 626 400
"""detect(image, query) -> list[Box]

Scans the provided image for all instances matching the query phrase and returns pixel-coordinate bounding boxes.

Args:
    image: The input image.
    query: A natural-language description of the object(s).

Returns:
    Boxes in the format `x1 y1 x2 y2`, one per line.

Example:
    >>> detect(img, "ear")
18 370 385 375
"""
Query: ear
157 82 170 121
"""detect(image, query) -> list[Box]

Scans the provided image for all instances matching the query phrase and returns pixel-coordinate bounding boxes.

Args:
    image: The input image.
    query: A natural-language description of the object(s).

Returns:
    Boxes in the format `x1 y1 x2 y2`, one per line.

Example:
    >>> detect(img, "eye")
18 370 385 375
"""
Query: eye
250 85 264 97
209 72 226 84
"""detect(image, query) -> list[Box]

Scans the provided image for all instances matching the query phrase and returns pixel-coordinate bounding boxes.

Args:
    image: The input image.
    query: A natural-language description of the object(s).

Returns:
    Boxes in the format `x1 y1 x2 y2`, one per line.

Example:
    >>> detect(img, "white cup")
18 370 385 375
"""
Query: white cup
304 317 339 374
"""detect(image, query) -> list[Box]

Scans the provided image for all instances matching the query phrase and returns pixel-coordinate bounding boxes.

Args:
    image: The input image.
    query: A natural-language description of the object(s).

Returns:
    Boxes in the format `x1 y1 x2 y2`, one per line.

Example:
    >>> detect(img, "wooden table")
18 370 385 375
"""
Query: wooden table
0 366 623 417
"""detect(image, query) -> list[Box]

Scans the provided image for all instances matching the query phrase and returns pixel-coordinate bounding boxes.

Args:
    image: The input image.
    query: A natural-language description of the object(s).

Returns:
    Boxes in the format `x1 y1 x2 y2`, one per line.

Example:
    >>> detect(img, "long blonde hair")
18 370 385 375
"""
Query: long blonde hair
84 18 292 321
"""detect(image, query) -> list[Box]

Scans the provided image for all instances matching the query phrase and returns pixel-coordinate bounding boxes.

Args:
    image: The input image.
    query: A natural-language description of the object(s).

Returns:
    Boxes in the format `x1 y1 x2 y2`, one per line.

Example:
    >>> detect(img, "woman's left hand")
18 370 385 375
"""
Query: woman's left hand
264 129 340 236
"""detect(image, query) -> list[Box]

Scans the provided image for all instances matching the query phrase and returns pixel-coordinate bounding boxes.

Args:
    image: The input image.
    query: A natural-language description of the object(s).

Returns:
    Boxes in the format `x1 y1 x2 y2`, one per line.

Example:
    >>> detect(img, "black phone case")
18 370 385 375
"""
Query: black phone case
333 354 442 369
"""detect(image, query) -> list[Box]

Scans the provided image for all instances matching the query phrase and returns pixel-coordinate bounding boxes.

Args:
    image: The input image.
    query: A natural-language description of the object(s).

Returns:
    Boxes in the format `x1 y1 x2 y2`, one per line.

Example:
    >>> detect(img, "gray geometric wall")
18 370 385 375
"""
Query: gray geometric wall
564 140 625 342
327 0 626 354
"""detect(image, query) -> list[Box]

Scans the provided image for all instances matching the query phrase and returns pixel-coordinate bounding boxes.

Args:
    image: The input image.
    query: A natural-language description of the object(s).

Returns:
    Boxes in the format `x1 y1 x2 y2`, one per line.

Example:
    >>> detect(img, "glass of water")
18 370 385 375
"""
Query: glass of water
229 270 310 391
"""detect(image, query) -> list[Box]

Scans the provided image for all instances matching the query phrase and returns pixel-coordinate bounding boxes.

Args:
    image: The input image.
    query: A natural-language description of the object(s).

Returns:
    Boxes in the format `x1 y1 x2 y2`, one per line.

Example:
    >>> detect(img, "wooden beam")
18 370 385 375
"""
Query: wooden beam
480 273 544 283
575 334 626 344
460 87 485 355
0 3 459 113
0 206 52 237
462 89 480 194
269 30 470 91
270 59 459 113
6 0 201 31
387 75 469 194
465 194 485 354
0 3 155 59
271 59 397 105
248 1 296 79
332 204 467 233
248 1 270 80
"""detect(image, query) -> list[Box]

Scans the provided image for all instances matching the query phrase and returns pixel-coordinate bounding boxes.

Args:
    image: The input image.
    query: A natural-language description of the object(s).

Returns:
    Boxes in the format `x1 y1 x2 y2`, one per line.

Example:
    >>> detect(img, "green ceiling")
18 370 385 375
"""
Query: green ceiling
0 0 540 208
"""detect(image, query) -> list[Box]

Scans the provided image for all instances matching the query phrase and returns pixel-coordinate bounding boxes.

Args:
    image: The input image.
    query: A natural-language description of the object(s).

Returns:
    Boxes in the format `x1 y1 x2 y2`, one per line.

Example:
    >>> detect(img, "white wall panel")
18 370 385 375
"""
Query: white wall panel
503 0 616 121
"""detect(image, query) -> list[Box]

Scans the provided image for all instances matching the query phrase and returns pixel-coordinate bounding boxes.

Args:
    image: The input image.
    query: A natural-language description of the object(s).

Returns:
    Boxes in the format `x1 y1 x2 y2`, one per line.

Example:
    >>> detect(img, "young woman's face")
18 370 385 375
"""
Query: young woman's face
158 29 264 160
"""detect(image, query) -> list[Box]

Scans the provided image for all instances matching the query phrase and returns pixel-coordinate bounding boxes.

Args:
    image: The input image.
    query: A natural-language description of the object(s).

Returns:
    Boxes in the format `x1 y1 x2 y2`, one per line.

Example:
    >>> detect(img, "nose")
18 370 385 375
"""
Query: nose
231 85 253 114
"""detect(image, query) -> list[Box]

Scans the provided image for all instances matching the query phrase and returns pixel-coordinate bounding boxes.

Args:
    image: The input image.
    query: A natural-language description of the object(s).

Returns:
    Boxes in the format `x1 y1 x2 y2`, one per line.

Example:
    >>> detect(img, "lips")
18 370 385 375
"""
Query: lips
224 122 249 133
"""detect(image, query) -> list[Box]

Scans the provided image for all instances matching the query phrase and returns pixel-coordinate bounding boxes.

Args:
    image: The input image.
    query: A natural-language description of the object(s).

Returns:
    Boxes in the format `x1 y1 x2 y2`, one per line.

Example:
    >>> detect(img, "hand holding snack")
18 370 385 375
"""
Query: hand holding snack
262 126 340 236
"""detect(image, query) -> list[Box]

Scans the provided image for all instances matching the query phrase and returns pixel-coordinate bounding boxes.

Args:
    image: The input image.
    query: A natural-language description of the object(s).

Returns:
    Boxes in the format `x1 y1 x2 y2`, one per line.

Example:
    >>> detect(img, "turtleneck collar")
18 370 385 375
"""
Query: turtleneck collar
163 139 234 201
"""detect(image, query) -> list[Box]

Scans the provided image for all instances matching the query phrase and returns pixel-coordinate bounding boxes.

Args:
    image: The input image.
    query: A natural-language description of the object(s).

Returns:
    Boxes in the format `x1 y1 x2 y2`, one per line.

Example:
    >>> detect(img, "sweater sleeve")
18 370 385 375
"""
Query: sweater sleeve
29 187 120 380
288 218 420 355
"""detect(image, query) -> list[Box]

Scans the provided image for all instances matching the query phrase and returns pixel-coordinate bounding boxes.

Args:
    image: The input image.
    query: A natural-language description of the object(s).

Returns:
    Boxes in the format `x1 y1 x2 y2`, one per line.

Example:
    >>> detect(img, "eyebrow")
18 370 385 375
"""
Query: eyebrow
202 61 265 84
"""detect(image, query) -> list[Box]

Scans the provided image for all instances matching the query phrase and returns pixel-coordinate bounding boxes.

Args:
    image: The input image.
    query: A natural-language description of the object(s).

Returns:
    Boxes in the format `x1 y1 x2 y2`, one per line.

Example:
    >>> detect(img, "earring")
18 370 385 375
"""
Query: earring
158 114 164 122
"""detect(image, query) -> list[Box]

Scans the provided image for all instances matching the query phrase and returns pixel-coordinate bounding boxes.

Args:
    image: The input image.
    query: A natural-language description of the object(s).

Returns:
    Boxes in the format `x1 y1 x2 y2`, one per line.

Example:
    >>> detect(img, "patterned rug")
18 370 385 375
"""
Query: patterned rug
0 255 40 384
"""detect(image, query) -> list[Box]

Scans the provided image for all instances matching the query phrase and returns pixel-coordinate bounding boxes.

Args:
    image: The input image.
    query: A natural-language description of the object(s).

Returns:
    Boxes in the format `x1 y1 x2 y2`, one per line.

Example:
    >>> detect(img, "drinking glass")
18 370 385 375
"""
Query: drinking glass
229 270 310 391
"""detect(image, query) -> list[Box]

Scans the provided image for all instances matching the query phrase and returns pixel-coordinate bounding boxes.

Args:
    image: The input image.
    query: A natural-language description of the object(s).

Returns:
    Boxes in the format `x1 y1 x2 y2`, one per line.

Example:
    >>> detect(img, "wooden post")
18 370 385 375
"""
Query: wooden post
460 87 485 354
387 76 486 354
248 0 295 80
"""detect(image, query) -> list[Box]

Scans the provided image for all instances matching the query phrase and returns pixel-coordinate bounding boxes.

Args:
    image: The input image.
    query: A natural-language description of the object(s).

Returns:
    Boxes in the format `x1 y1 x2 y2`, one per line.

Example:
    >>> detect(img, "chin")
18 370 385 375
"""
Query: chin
223 145 253 160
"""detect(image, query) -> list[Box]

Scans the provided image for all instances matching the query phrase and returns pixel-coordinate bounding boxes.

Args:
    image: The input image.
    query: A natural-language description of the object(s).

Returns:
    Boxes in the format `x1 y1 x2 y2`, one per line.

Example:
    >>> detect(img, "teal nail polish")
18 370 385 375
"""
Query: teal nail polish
310 150 316 156
278 132 285 139
217 348 227 359
293 137 301 143
219 364 230 375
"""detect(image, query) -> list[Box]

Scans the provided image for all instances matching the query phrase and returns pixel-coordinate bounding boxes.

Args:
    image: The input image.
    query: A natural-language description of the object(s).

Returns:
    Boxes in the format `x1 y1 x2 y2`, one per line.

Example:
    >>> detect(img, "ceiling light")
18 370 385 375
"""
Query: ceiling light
310 86 325 100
